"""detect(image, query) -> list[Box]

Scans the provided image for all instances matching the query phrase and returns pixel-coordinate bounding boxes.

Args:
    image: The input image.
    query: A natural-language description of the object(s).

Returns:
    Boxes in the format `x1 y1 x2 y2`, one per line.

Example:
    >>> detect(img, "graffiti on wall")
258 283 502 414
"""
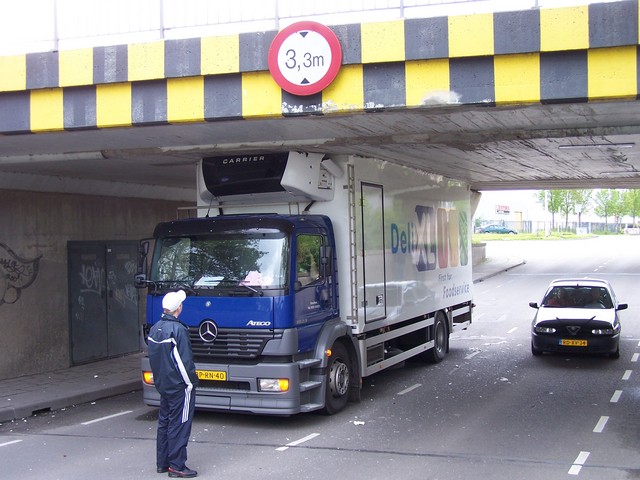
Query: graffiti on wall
0 243 42 306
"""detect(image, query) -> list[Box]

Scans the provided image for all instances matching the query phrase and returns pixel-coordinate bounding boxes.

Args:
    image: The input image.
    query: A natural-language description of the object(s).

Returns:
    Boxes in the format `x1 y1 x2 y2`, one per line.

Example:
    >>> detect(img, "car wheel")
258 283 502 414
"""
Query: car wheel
531 342 542 356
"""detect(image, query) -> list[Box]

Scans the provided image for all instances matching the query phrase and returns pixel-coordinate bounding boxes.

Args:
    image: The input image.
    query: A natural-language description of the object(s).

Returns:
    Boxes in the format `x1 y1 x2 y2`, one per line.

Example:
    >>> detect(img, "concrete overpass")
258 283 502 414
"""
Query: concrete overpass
0 0 639 380
1 0 640 201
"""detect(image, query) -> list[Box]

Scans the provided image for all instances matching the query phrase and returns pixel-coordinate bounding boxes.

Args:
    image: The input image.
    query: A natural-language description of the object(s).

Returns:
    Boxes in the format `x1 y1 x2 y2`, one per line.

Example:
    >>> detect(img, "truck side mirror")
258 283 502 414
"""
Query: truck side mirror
134 273 148 288
137 240 149 273
135 240 151 288
320 244 332 277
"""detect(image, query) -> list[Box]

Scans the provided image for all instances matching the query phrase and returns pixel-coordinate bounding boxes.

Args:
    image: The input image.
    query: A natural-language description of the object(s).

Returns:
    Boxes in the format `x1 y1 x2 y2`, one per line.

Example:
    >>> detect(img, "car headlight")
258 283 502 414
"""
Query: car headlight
592 326 619 335
534 326 556 334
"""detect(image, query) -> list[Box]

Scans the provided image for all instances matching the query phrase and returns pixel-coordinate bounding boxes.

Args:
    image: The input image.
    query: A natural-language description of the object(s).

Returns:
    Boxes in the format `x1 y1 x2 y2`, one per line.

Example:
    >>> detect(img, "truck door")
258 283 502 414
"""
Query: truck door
361 183 386 323
294 232 335 350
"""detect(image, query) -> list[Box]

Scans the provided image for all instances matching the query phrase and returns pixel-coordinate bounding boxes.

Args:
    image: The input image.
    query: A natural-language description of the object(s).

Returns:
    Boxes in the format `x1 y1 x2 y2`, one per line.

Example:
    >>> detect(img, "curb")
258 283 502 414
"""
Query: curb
0 380 141 423
473 258 526 283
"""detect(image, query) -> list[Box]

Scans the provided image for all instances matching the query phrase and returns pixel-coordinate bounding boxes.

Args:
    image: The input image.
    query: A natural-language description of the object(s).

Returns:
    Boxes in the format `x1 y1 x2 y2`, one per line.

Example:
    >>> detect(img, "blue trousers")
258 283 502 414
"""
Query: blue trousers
156 387 195 471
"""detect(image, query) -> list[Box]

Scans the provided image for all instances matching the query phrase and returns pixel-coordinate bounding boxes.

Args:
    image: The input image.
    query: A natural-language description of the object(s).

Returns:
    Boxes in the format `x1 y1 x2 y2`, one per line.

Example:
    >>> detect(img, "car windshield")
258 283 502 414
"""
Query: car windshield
151 231 288 289
542 286 613 309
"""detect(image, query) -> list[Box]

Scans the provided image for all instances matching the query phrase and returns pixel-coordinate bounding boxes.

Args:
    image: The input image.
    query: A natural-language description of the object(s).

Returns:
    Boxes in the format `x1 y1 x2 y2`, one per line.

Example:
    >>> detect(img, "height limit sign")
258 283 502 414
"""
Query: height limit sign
268 21 342 96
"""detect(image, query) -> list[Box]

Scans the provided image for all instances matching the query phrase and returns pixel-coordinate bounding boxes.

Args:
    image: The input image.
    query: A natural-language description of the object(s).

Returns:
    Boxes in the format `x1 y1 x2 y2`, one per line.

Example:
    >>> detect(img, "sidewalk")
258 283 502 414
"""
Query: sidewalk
0 353 143 423
0 255 524 424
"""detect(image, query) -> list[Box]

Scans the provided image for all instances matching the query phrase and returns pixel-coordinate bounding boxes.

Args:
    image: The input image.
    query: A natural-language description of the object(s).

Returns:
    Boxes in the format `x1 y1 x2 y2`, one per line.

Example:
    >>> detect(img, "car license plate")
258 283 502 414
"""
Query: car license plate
560 339 588 347
196 370 227 381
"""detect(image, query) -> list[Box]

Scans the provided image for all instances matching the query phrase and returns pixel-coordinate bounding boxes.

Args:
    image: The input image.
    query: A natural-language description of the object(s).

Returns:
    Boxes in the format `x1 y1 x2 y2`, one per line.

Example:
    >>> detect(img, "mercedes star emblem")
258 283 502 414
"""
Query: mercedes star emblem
199 320 218 343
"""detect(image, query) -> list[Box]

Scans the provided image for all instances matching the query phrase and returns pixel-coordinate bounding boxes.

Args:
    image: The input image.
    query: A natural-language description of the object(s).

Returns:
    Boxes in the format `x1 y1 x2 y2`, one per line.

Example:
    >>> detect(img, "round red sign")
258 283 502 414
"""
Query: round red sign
268 21 342 96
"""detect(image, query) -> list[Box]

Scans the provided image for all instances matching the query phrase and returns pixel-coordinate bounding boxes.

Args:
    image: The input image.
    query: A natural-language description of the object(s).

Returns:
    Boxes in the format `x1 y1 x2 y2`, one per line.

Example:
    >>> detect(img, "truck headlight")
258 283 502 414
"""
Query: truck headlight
259 378 289 392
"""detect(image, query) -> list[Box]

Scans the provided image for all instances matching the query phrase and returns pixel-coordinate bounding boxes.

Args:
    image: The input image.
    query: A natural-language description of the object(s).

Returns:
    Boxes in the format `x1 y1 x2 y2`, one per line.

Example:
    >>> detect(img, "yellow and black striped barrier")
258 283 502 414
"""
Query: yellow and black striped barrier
0 0 637 133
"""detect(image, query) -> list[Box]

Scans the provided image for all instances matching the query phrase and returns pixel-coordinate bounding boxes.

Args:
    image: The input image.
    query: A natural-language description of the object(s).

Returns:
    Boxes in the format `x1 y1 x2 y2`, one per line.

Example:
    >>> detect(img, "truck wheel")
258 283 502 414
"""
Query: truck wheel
425 311 448 363
322 342 350 414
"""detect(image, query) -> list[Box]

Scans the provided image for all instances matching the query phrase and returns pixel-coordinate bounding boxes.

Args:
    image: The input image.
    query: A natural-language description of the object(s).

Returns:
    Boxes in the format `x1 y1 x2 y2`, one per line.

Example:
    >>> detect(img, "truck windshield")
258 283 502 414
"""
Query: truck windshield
151 231 288 289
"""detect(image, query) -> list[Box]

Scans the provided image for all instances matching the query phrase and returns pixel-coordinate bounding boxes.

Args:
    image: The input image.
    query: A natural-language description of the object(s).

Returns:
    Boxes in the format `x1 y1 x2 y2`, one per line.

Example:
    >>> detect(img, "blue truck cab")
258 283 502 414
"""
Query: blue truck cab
140 212 357 414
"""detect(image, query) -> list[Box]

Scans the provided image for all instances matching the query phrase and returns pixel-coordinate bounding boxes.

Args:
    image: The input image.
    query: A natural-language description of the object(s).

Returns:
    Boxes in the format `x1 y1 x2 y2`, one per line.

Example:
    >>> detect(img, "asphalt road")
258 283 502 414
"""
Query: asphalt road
1 236 639 479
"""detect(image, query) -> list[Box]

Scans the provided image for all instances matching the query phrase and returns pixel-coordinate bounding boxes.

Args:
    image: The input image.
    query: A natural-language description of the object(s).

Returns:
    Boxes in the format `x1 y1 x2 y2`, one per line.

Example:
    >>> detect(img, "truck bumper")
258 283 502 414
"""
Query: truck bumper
141 356 316 415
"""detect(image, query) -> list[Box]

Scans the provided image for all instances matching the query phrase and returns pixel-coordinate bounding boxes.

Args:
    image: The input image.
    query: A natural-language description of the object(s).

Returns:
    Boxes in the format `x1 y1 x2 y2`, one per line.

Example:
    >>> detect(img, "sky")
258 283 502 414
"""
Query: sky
0 0 619 55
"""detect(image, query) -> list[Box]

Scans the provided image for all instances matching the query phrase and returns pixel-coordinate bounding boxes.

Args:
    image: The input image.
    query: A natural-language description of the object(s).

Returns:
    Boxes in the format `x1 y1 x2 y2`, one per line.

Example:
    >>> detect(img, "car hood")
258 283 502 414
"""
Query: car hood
535 307 616 325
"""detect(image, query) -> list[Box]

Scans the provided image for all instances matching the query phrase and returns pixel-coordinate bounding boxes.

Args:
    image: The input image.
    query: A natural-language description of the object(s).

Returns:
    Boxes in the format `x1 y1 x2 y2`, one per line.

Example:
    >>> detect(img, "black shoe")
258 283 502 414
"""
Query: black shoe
168 466 198 478
157 467 169 473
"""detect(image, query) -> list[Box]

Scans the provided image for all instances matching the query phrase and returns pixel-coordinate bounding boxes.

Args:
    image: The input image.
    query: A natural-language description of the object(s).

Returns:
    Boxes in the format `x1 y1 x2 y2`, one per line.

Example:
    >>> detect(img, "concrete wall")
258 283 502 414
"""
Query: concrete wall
0 190 187 381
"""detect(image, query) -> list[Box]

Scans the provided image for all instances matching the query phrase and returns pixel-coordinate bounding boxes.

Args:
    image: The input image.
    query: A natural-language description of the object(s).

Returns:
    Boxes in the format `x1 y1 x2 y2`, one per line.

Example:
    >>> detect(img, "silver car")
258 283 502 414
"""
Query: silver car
529 278 627 359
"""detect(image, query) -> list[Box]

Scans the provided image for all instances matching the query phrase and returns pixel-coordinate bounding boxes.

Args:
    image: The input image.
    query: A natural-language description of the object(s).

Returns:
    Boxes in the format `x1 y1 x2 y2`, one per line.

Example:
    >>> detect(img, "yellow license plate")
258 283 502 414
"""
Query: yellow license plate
560 339 588 347
196 370 227 381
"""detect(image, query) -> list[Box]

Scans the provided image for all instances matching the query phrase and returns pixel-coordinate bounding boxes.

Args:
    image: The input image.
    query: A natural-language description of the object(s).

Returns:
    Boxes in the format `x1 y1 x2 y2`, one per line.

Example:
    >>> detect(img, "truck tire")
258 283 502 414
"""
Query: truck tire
425 311 448 363
322 342 351 414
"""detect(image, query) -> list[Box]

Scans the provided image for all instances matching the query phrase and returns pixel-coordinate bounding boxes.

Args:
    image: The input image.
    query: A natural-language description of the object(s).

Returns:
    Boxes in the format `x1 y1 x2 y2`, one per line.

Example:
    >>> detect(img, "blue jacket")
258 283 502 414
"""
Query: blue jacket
147 313 199 398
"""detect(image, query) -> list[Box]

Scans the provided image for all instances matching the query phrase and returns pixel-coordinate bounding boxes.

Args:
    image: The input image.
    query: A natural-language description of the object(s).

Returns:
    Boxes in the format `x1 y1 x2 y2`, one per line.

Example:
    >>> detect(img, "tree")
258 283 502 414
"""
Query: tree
609 190 626 229
570 190 591 227
593 189 626 229
623 189 640 226
593 189 611 226
537 190 564 228
557 190 574 229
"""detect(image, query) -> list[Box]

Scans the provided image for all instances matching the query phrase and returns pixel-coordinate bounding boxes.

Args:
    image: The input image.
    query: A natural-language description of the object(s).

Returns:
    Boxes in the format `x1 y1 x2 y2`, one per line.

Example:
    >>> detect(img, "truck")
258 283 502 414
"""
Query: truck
136 152 474 415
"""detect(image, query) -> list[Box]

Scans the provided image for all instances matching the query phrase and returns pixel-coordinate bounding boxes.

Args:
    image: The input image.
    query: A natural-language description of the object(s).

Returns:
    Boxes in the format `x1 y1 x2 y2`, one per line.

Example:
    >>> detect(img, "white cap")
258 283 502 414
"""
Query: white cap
162 290 186 312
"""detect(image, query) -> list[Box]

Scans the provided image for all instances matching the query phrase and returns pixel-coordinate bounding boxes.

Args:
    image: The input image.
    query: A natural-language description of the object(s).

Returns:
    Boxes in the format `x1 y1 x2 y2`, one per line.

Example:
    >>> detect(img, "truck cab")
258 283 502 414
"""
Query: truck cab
140 213 355 414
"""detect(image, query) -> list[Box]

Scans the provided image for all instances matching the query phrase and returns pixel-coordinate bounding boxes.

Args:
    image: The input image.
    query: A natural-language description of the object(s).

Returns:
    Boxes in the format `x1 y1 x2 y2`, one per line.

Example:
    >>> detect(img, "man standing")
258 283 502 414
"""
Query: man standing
147 290 199 478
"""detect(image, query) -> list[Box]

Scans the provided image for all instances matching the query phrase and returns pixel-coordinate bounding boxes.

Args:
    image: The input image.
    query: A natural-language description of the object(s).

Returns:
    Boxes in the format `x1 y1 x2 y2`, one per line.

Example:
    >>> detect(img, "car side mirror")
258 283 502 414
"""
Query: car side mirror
529 302 539 309
617 303 628 311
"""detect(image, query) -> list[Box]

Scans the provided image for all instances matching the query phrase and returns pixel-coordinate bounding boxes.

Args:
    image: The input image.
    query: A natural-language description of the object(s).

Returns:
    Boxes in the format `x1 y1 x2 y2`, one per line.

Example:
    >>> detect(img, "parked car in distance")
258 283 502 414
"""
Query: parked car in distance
529 278 627 358
476 224 517 234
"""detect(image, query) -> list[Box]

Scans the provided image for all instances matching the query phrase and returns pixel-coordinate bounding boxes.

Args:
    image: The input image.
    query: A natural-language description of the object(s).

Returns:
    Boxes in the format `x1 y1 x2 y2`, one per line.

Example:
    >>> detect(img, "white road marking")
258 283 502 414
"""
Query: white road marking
506 327 518 334
0 440 22 448
465 351 480 360
397 384 422 395
81 410 133 425
610 390 622 403
622 370 632 381
593 416 609 433
568 451 590 475
632 353 639 363
276 433 320 451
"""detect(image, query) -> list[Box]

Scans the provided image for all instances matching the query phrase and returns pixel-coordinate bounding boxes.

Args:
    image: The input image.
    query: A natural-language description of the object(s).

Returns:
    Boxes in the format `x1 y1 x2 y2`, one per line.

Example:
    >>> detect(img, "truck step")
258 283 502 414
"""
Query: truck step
297 358 321 369
299 403 323 413
300 380 322 392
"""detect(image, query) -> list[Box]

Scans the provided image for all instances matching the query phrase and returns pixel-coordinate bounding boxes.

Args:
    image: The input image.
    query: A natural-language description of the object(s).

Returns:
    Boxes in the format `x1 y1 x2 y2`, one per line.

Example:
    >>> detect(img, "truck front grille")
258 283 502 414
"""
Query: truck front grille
189 328 278 359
